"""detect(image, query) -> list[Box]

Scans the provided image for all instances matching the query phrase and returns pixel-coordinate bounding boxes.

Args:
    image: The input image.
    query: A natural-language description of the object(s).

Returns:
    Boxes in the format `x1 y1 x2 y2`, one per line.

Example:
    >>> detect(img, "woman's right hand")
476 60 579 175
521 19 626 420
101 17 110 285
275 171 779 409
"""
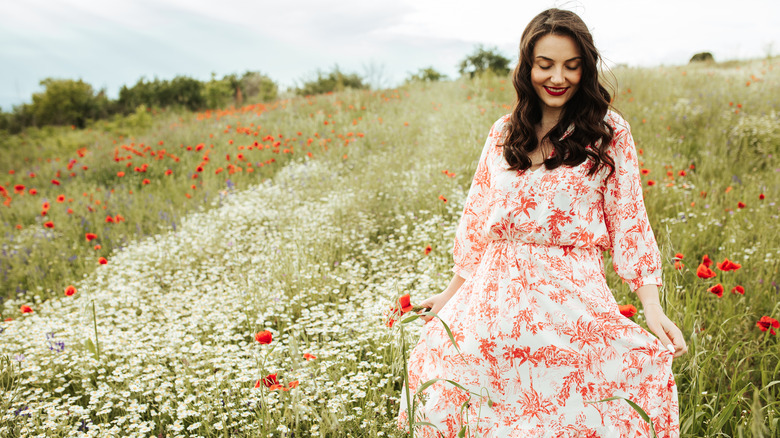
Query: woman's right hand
418 291 454 323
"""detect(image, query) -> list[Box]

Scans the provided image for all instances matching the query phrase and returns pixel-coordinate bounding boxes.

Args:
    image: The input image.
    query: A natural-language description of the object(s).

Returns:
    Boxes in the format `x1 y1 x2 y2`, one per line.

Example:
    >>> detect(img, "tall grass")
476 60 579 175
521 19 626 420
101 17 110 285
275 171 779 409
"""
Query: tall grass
0 58 777 437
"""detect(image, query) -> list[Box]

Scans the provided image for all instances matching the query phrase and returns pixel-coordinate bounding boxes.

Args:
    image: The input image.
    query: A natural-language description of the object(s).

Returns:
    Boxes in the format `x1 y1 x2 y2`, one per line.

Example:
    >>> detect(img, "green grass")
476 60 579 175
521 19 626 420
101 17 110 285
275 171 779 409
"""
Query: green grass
0 58 778 437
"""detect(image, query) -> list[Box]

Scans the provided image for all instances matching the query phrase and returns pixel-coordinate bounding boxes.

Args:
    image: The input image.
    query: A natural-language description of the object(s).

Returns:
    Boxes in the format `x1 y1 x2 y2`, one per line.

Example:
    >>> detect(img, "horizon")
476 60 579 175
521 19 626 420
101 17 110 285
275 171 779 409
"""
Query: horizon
1 0 777 112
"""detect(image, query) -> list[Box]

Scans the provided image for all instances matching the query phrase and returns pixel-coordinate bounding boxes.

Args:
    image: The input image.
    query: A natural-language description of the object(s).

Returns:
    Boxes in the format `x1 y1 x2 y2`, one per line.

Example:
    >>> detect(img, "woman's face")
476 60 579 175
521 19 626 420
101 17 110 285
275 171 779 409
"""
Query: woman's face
530 33 582 116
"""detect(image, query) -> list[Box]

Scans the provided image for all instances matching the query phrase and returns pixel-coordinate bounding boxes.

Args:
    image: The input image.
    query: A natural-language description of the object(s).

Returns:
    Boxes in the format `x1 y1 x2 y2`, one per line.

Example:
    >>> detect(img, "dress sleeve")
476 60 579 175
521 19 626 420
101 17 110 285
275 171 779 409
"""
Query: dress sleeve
452 119 500 280
602 119 663 292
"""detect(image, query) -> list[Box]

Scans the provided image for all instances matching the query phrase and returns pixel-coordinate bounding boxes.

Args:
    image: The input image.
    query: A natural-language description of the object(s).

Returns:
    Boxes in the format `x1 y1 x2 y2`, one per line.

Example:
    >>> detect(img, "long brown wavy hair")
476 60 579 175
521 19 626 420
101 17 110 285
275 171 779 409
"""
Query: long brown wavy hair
502 8 615 177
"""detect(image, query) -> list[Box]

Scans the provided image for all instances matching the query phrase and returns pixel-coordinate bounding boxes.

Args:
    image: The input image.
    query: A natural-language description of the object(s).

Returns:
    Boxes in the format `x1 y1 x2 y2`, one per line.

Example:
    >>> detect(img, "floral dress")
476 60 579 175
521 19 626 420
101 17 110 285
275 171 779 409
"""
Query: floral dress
398 112 679 437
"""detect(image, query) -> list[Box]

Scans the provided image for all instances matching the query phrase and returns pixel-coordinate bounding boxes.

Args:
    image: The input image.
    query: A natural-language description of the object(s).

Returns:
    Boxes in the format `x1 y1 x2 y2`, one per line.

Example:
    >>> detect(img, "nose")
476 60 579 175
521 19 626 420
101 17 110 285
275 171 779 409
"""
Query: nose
550 67 565 85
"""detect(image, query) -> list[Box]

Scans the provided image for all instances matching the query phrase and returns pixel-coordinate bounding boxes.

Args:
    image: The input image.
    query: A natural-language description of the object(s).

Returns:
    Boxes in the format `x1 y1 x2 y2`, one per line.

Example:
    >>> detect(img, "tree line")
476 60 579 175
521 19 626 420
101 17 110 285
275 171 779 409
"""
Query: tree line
0 45 511 134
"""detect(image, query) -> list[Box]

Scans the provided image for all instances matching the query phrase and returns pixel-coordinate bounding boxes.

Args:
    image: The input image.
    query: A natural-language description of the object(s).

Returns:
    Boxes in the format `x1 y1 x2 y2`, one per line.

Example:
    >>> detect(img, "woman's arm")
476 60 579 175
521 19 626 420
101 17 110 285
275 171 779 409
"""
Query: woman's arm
418 273 465 323
635 284 688 358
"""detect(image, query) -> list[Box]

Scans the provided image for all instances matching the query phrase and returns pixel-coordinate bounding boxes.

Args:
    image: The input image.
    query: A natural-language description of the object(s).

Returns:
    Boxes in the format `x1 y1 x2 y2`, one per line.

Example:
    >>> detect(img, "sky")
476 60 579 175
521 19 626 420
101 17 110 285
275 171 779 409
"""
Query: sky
0 0 778 111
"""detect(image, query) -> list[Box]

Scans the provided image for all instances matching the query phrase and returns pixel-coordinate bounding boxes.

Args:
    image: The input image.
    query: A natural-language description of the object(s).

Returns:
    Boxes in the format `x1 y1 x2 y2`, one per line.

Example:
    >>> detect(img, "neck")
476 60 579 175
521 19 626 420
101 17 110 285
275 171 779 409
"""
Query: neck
540 104 563 129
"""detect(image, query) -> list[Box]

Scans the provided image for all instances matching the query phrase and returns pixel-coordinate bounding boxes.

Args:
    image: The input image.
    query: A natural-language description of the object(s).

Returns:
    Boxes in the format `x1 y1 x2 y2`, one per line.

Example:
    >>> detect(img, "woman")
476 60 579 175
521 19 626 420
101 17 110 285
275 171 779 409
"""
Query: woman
399 8 686 438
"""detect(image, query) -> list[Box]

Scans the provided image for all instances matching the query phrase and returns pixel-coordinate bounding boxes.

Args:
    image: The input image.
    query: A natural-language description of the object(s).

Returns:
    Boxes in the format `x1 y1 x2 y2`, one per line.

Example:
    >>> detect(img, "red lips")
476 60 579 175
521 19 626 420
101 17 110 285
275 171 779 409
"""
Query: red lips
544 86 568 96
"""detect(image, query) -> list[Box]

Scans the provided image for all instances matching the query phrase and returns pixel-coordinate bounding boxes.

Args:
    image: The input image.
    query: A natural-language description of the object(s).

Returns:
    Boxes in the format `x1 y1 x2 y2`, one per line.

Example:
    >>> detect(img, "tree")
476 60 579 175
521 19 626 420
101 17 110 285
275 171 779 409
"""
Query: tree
30 78 105 128
296 66 368 96
240 71 278 103
458 45 511 78
406 67 448 83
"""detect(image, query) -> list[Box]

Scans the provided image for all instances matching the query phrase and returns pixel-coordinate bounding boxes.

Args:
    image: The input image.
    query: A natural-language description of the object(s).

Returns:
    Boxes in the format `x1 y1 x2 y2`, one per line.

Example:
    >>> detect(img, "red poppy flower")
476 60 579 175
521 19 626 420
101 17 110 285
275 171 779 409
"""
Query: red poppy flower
56 195 65 203
29 189 37 195
117 171 125 177
254 330 273 344
647 180 656 186
701 254 713 267
707 283 724 297
397 294 414 314
98 257 108 265
288 380 299 389
438 195 447 203
165 169 173 176
262 373 278 388
737 202 746 209
756 316 779 335
85 233 97 242
674 261 684 270
716 258 741 271
51 179 60 185
105 215 114 223
303 353 317 361
142 179 150 185
640 168 650 175
65 285 77 296
44 221 54 229
20 305 33 314
674 253 684 260
731 285 745 295
696 263 716 279
424 245 432 255
94 244 101 250
114 214 125 222
13 184 25 194
759 193 765 200
618 304 637 318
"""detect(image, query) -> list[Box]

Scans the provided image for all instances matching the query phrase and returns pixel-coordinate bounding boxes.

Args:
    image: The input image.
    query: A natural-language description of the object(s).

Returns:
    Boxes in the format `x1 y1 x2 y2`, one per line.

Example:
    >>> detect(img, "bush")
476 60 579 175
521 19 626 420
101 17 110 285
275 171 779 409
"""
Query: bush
296 66 368 96
690 52 715 63
240 71 278 103
29 78 108 128
458 45 511 78
118 76 205 113
406 67 448 83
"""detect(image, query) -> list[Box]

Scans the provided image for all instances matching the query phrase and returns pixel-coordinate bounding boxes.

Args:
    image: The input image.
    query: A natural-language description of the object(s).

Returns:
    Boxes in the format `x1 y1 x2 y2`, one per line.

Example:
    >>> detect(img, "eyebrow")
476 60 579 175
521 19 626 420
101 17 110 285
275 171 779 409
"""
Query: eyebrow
535 56 582 62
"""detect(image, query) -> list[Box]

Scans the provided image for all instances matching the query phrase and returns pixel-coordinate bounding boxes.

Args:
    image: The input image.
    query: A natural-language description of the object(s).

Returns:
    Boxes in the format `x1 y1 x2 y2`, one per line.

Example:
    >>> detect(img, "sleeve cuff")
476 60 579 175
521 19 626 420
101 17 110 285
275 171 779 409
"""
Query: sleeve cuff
452 265 473 280
627 276 663 293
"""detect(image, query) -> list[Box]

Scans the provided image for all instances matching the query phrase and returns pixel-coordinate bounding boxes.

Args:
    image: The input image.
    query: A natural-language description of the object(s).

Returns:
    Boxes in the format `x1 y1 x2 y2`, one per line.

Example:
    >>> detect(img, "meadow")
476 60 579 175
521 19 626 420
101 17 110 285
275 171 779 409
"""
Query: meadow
0 58 778 437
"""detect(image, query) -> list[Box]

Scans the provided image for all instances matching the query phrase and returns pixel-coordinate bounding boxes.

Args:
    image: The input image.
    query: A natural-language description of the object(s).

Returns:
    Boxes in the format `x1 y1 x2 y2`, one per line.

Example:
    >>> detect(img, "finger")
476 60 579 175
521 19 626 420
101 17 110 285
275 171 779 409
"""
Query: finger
649 323 674 354
666 327 688 357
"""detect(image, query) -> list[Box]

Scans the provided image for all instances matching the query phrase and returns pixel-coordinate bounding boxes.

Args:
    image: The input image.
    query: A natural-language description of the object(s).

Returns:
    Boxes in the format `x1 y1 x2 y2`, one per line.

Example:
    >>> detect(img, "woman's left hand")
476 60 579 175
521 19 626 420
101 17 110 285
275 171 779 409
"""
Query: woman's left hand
643 304 688 358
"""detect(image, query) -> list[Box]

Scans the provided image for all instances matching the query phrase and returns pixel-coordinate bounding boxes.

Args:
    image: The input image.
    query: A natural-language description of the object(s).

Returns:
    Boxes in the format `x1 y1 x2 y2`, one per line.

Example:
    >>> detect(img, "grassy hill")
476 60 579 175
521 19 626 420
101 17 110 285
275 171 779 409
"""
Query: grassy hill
0 58 778 436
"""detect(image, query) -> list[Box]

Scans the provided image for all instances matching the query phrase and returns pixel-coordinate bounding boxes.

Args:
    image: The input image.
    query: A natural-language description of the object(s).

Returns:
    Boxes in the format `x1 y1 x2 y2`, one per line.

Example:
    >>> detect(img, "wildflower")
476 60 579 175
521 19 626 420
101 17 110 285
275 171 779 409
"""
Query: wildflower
98 257 108 265
674 253 684 260
105 215 114 223
94 245 101 250
701 254 713 267
674 261 684 270
165 169 173 176
731 285 745 295
618 304 637 318
640 168 650 175
647 180 656 186
56 195 65 203
14 184 25 194
696 263 716 279
29 188 37 195
255 330 273 344
85 233 97 241
20 305 33 314
438 195 447 203
65 285 77 296
737 202 746 209
707 283 724 297
716 258 741 271
288 380 299 389
262 373 279 388
759 193 765 200
303 353 317 361
424 245 432 255
756 316 779 335
142 179 150 185
117 171 125 177
44 221 54 229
